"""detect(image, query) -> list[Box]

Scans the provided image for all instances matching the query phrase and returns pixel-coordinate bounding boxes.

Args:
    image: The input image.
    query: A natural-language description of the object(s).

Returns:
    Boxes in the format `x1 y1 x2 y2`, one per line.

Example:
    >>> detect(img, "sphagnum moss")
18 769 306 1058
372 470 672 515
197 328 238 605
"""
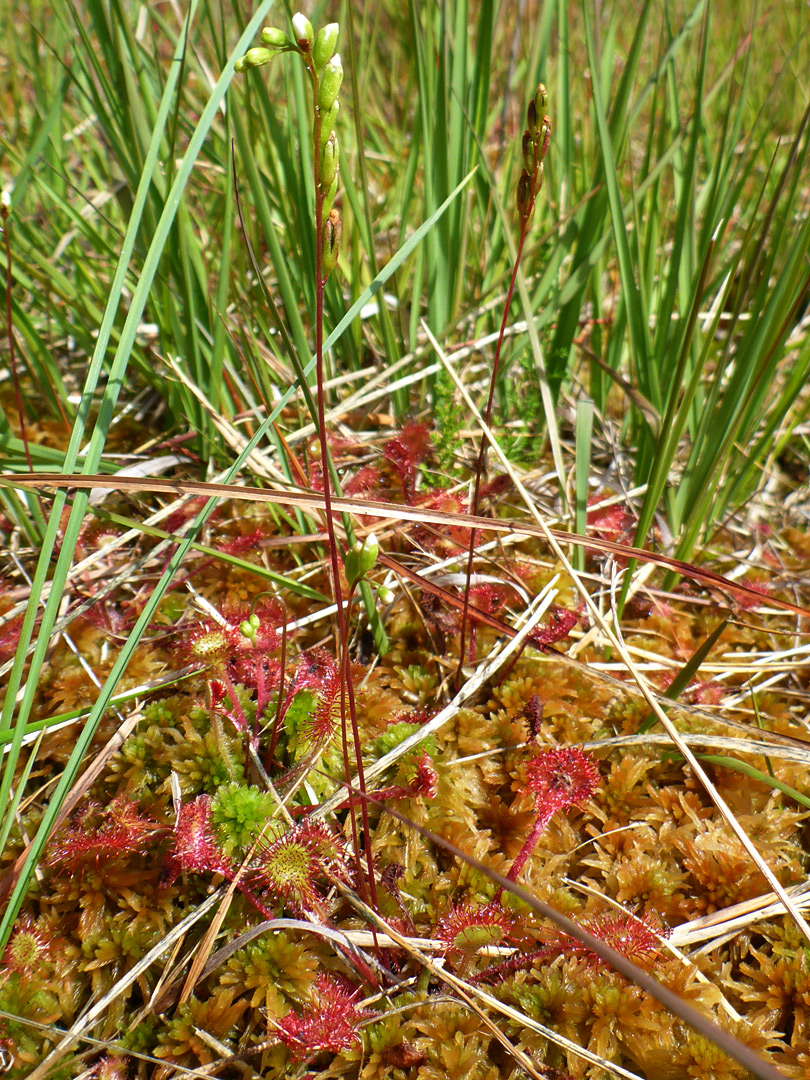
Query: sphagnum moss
4 473 810 1077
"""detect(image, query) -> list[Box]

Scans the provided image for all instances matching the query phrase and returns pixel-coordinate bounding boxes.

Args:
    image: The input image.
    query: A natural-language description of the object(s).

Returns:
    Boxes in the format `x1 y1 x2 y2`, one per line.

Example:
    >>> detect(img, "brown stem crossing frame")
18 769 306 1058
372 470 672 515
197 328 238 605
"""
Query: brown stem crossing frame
5 471 808 619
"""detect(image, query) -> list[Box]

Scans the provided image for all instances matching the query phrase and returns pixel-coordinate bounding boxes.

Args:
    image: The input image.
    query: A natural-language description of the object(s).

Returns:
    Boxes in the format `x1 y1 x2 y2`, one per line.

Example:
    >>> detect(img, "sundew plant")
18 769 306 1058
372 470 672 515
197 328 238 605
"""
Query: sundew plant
0 2 810 1079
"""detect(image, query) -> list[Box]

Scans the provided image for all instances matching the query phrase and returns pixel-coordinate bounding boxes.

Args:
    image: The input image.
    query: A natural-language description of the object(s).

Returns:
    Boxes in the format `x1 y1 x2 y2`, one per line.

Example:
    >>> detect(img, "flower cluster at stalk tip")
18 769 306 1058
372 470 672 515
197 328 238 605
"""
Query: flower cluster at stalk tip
517 83 551 223
235 12 343 279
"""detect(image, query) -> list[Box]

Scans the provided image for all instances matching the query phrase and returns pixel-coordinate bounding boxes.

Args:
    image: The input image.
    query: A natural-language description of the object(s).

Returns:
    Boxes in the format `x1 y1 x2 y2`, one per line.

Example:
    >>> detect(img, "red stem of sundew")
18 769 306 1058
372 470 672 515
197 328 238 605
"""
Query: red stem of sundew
493 810 548 903
307 58 378 914
265 617 288 769
2 201 33 473
456 221 530 686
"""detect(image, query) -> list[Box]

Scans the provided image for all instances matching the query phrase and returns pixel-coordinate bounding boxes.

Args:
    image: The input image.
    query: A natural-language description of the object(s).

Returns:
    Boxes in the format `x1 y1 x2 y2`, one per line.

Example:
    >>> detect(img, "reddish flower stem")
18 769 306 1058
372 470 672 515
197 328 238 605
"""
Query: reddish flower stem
307 57 378 914
493 809 549 902
457 222 530 683
265 617 288 768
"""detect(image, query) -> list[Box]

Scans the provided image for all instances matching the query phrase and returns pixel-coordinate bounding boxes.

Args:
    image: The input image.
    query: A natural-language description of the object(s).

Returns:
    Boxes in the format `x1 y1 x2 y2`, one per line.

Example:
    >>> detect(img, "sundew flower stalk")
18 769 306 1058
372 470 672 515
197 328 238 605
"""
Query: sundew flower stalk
458 85 552 678
235 15 377 911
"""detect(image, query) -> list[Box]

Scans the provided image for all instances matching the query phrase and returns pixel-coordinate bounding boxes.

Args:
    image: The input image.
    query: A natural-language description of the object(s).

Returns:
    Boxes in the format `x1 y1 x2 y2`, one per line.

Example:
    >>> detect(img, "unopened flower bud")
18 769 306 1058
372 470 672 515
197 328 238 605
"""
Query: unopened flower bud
527 99 538 135
235 46 275 73
313 22 339 70
345 532 379 586
322 210 341 277
522 130 536 175
377 585 395 605
260 26 291 48
322 173 338 222
540 118 551 159
534 84 548 119
249 612 261 629
318 54 343 113
319 100 340 146
240 619 257 642
292 11 314 50
320 132 339 191
535 160 545 195
516 170 534 218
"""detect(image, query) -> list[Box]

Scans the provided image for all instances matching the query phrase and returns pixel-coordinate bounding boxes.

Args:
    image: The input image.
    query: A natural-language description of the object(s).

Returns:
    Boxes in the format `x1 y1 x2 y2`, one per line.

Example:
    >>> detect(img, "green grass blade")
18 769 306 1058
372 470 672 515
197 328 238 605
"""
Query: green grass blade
0 0 277 950
638 618 728 735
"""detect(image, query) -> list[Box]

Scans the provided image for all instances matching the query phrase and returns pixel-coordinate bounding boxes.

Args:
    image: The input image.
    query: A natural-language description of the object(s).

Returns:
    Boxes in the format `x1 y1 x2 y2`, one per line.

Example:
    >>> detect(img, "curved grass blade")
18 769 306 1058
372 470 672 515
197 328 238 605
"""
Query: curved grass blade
6 471 809 621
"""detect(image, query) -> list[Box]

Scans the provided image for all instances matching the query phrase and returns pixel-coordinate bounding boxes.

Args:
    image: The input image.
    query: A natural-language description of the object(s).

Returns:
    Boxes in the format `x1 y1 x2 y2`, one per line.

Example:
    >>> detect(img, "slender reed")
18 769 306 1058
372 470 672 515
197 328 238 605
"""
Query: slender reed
236 14 378 909
457 86 551 680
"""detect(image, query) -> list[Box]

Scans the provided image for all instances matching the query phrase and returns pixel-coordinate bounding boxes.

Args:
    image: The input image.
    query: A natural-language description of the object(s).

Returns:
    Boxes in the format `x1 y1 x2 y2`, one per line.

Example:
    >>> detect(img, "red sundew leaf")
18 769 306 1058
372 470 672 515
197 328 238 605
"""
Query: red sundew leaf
528 607 578 648
539 911 665 968
390 707 436 728
231 655 283 695
476 912 664 987
0 614 23 663
108 798 158 836
435 901 517 964
465 585 493 653
685 679 725 706
163 496 217 534
306 694 340 747
344 464 383 498
645 669 676 693
48 799 161 875
374 752 439 803
273 973 370 1062
383 420 433 502
75 521 122 557
2 915 54 975
344 465 386 526
464 583 512 662
468 583 509 616
176 619 233 670
86 1055 130 1080
249 820 352 913
289 647 339 694
282 647 341 746
214 527 266 556
525 746 600 828
305 459 324 492
163 795 232 884
410 752 439 798
411 489 474 554
479 474 511 500
501 747 600 893
78 593 137 637
587 496 635 542
733 580 771 610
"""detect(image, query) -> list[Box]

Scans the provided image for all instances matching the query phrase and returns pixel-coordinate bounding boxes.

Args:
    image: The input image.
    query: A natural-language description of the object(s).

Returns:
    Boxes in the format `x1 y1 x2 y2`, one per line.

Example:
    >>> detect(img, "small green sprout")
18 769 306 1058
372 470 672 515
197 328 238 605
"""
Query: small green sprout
344 533 379 588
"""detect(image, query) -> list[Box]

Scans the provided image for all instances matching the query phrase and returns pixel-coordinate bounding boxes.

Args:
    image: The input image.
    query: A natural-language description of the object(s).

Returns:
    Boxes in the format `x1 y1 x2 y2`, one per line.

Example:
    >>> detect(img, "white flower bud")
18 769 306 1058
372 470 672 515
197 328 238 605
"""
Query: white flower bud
313 22 339 69
292 12 314 50
318 54 343 112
